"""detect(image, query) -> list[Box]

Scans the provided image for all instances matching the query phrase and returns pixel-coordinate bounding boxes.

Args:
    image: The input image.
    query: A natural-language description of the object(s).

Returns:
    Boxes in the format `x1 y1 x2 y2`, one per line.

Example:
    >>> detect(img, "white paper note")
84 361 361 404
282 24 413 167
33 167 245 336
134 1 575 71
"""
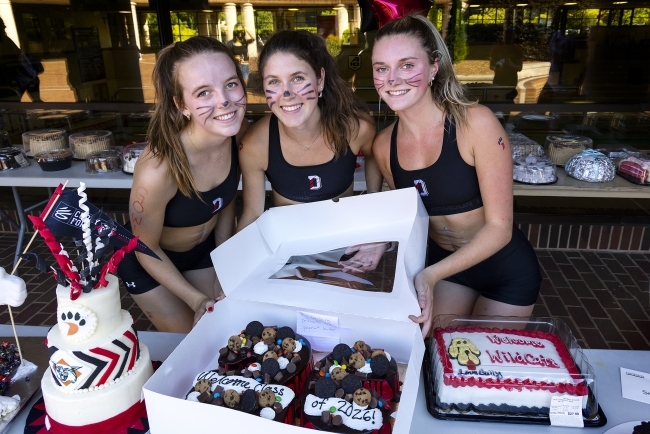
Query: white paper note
296 311 340 351
549 396 584 428
620 367 650 405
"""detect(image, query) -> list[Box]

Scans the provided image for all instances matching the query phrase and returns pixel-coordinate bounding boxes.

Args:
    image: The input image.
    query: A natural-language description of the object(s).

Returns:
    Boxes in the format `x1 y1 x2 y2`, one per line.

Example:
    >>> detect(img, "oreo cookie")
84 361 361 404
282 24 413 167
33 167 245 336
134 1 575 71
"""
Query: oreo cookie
276 326 295 342
314 377 338 399
340 374 363 394
245 321 265 337
241 389 258 413
331 343 352 363
261 358 280 378
370 354 390 376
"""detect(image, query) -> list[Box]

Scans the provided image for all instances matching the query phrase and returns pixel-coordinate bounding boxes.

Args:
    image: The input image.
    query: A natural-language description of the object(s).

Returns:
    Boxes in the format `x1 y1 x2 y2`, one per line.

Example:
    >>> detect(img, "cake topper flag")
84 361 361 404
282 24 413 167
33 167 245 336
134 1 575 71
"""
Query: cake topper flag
22 183 159 300
39 189 158 259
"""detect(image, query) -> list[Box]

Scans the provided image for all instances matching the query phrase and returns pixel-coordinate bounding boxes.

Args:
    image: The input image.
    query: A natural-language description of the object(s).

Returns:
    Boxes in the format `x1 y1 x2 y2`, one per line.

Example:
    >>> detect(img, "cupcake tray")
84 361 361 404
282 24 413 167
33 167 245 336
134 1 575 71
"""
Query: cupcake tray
513 176 558 186
422 338 608 427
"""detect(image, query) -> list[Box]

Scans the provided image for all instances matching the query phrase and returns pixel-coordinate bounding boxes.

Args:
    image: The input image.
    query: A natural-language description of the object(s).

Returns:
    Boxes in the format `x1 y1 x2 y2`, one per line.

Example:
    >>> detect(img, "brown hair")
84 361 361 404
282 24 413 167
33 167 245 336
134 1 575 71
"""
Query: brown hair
258 30 372 158
374 15 476 126
148 36 245 198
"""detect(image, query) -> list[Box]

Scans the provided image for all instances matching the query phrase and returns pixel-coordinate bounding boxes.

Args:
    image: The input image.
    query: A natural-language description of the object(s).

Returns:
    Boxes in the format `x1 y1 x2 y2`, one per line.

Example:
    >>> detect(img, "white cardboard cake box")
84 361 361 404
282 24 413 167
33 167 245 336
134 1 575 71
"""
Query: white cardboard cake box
143 188 429 434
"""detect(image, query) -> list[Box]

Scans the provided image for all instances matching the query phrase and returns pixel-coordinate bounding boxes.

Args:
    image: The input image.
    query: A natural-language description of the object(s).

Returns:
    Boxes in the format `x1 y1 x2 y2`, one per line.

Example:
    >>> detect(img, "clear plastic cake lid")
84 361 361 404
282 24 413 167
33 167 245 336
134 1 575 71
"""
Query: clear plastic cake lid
425 315 603 426
21 129 68 154
121 141 147 161
34 148 73 162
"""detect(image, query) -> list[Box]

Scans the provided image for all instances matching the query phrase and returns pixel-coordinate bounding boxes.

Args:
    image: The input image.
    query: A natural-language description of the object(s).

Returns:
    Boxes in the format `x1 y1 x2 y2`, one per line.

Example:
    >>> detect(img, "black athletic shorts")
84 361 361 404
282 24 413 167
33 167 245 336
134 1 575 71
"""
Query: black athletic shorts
427 226 541 306
117 235 216 295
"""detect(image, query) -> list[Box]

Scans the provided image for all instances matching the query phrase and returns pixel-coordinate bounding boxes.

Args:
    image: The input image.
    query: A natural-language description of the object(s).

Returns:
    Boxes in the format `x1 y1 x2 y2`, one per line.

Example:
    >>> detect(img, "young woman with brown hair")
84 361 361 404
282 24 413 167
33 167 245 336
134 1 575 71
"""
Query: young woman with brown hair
117 36 249 332
371 15 541 336
238 30 385 271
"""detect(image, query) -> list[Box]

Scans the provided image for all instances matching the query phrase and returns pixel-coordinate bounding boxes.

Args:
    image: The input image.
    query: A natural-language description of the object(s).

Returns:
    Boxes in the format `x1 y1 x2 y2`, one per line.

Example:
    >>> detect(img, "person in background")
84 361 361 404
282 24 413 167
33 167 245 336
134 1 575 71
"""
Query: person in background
0 17 42 102
238 30 385 273
117 36 248 332
371 15 541 336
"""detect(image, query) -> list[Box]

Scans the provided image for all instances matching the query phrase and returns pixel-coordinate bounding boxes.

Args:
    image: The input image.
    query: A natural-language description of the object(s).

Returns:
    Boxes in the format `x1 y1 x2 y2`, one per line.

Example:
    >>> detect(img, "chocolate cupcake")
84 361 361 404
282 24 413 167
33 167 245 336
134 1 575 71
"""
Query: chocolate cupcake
187 321 313 424
300 341 399 433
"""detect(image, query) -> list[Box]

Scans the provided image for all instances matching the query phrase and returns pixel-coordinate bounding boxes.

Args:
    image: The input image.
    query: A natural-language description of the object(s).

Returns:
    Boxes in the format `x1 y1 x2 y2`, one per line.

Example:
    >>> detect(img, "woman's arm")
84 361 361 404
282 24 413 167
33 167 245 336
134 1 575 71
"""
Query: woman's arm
354 118 382 193
410 106 514 335
129 151 214 313
237 117 269 232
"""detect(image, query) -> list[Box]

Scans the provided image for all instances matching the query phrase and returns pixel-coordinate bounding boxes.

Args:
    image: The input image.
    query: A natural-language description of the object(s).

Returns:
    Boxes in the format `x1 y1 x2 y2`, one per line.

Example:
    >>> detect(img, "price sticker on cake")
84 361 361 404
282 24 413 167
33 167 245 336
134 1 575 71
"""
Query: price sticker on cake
549 396 584 428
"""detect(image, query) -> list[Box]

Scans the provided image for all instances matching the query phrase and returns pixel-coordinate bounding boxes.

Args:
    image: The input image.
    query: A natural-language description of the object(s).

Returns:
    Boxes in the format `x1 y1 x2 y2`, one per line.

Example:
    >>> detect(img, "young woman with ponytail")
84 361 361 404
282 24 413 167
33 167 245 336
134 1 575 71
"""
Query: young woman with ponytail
371 15 541 336
117 36 248 332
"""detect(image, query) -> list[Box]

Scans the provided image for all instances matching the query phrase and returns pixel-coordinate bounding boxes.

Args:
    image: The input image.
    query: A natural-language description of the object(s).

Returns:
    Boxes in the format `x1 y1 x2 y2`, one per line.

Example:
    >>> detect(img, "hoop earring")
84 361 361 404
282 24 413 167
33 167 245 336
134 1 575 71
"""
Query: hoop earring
429 77 434 87
318 89 323 98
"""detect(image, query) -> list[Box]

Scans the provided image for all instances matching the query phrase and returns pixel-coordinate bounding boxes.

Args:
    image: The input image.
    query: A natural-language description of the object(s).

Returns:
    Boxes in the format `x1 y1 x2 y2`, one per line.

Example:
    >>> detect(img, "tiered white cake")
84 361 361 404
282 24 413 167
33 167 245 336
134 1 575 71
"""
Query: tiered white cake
41 274 153 432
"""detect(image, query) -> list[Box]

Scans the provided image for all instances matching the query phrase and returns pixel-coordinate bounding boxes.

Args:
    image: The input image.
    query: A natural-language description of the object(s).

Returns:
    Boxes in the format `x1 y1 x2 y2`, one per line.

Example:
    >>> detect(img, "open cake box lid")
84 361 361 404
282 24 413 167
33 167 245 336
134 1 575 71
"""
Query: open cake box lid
212 188 429 323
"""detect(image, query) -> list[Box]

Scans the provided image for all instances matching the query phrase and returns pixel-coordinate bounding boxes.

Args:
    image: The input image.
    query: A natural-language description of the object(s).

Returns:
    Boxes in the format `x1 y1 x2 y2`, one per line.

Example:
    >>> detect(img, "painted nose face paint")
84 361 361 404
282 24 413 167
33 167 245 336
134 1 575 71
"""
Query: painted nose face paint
283 90 290 98
223 101 229 107
388 79 395 85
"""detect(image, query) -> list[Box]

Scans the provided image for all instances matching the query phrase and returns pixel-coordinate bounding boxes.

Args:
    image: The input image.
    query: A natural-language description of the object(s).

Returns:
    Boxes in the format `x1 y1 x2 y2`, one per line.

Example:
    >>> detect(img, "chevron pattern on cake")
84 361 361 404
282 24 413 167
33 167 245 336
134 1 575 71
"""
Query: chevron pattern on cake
48 326 142 393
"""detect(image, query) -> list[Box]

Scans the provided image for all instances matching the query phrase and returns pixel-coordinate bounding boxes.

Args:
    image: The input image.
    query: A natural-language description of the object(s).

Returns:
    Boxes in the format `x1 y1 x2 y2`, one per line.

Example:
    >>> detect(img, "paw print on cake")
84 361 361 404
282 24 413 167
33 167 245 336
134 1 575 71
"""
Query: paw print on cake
448 337 481 370
56 304 97 342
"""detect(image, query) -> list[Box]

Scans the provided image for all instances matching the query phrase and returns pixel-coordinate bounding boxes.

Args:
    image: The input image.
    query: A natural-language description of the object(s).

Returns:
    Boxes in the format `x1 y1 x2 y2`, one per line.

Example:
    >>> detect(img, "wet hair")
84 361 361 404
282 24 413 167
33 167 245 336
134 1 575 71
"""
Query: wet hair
374 15 475 126
258 30 372 158
148 36 245 198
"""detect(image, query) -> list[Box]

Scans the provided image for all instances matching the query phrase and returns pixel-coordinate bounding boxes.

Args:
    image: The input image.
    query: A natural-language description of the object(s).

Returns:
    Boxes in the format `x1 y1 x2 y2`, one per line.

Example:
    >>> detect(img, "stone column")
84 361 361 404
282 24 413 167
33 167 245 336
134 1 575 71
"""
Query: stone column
142 16 150 47
223 3 237 42
336 4 349 39
0 0 20 48
198 13 210 36
130 2 141 50
241 3 256 58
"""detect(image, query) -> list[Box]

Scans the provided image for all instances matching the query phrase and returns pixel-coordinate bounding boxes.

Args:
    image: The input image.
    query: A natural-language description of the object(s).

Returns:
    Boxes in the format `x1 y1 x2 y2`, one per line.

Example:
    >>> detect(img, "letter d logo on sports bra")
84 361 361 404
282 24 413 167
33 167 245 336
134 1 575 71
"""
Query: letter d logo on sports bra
212 197 223 213
308 175 322 190
414 179 429 196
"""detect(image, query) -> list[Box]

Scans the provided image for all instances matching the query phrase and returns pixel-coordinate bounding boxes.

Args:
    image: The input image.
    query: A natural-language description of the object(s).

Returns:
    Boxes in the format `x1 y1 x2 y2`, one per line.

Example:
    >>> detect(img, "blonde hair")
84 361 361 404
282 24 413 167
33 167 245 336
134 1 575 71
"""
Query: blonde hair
374 15 476 126
148 36 245 198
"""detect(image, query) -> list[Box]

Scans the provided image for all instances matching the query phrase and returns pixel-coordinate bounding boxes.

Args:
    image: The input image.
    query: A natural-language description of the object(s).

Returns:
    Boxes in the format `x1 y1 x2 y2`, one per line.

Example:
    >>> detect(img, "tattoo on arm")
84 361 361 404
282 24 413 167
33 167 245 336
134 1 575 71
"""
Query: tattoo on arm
130 187 148 230
498 137 504 150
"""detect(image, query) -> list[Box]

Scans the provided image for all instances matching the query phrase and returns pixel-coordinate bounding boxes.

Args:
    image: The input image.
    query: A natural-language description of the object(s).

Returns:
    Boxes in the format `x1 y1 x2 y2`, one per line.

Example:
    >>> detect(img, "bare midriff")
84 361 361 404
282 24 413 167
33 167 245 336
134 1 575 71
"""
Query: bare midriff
428 207 485 252
159 214 219 252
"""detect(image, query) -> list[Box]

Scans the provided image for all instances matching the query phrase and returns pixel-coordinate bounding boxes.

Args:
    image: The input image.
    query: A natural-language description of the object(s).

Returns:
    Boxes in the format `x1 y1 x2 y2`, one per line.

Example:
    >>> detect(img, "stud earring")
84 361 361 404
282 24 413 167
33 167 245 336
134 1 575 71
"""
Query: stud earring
429 76 435 87
185 113 191 121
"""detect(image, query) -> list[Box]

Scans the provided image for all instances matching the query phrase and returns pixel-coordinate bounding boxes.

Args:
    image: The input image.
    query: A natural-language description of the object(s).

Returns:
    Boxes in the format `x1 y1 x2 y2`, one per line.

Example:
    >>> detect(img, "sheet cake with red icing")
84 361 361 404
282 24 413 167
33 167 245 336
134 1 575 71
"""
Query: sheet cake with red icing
428 317 600 421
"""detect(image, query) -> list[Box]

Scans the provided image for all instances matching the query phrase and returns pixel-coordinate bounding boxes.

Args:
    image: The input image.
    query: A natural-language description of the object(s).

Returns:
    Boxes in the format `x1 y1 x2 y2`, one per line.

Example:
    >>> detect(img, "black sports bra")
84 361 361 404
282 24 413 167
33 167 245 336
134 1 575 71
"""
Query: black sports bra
265 114 356 203
163 136 238 227
390 117 483 216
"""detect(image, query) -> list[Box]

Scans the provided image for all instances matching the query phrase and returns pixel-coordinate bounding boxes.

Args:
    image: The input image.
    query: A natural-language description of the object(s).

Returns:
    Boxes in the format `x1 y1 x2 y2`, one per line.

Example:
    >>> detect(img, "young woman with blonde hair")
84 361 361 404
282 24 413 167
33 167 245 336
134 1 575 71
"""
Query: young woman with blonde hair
117 36 248 332
371 15 541 336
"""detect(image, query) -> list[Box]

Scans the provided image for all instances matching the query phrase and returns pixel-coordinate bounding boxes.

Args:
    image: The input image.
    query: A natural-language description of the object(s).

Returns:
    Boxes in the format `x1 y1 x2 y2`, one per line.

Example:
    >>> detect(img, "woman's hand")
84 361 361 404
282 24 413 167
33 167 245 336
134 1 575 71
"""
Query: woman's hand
191 294 224 328
339 242 389 273
408 267 437 337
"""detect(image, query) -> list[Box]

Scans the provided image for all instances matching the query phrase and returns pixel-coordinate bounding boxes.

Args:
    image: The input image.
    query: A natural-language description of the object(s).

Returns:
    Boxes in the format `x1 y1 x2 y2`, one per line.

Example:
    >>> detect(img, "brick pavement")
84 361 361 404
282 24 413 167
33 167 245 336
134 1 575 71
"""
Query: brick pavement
1 233 648 349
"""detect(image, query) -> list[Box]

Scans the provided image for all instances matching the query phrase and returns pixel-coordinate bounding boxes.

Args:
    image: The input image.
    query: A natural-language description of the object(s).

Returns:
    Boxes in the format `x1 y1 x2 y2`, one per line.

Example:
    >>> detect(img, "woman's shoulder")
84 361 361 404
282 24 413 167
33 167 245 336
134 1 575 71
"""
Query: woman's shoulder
134 148 174 190
464 104 500 127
